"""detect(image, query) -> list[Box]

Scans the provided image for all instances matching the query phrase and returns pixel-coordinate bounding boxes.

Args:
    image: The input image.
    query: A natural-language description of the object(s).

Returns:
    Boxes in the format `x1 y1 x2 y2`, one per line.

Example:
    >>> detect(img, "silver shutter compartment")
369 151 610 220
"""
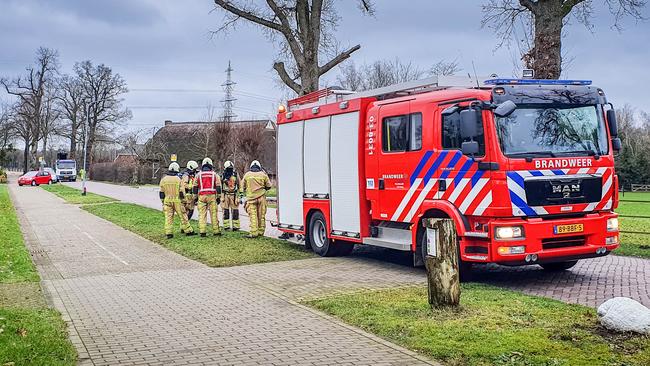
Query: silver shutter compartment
329 112 361 234
303 116 330 197
277 121 304 227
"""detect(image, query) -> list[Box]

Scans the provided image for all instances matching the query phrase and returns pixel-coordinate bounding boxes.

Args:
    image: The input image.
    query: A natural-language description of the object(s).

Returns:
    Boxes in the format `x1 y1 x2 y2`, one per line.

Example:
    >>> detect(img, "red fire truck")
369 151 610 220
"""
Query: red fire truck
275 76 621 273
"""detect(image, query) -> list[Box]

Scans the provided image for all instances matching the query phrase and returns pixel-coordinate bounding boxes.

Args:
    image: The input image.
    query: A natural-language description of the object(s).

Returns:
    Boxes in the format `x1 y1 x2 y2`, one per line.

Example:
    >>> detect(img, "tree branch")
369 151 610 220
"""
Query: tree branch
213 0 285 32
318 45 361 76
273 62 301 94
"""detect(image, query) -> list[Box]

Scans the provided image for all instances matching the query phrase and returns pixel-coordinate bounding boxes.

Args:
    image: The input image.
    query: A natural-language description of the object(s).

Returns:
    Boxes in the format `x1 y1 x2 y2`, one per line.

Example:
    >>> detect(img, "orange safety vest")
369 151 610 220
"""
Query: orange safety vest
196 171 217 195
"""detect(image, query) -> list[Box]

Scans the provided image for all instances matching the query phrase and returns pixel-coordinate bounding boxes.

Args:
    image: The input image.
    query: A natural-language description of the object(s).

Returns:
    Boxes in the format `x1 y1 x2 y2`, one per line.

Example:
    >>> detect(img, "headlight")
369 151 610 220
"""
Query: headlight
495 226 524 240
607 218 619 232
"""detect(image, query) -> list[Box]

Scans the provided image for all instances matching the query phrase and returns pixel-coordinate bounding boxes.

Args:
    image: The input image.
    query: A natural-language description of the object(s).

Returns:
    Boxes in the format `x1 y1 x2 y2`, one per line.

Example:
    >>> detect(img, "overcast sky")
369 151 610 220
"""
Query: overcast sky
1 0 648 146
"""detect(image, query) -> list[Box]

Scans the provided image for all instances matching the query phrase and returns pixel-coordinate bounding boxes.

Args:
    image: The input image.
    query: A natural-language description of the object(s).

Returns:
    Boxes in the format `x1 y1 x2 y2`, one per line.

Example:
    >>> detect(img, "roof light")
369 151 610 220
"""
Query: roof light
485 79 592 86
278 104 286 113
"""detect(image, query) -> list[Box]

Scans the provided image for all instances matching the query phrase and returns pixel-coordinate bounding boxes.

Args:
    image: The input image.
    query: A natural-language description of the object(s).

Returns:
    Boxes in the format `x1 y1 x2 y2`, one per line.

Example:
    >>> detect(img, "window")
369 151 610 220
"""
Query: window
382 113 422 152
442 109 485 156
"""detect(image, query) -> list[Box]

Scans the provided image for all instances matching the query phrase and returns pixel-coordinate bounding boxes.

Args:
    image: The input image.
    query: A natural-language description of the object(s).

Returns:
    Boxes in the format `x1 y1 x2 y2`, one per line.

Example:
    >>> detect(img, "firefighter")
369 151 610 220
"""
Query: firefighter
241 160 272 238
181 160 199 222
195 157 222 237
221 160 241 231
159 162 195 238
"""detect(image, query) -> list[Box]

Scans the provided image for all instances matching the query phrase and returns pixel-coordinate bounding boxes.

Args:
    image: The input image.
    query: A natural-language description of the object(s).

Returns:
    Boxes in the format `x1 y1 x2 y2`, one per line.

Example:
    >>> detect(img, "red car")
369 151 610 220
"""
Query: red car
18 171 53 186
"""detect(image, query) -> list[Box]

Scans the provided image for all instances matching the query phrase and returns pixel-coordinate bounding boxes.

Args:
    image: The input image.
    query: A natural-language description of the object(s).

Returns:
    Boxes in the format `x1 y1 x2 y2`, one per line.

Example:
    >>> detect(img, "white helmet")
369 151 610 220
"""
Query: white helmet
224 160 234 169
202 157 213 167
168 162 180 173
186 160 198 170
250 160 261 169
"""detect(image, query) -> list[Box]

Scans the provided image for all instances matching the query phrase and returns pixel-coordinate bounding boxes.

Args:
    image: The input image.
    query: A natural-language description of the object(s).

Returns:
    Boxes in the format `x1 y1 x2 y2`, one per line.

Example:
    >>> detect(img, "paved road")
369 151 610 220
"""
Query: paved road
63 180 650 309
64 180 282 238
11 181 434 366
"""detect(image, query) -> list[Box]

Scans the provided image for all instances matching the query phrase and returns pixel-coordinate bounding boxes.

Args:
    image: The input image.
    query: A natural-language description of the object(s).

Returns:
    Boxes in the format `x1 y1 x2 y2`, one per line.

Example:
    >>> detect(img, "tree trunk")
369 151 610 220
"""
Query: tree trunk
527 10 563 79
69 125 77 159
22 142 29 174
423 218 460 307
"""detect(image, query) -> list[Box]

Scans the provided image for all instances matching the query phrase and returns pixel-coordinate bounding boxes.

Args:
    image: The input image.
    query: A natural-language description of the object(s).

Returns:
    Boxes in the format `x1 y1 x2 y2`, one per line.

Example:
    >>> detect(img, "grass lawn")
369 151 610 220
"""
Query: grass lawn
616 200 650 217
83 202 313 267
0 185 39 283
266 187 277 198
308 284 650 366
0 185 77 365
619 191 650 202
615 199 650 258
41 184 115 205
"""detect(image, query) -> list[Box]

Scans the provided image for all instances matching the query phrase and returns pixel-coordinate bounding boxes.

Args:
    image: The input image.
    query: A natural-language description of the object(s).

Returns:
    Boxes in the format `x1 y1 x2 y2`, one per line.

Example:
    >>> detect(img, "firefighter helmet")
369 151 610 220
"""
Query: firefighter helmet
224 160 234 169
250 160 261 169
186 160 199 170
202 157 213 167
168 162 180 173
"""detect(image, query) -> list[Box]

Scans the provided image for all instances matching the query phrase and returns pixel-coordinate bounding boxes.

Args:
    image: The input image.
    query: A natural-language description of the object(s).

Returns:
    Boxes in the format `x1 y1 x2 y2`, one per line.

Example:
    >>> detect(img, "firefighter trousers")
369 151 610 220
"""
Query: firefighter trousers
163 200 193 235
222 193 240 229
198 194 220 234
183 194 196 221
245 195 267 237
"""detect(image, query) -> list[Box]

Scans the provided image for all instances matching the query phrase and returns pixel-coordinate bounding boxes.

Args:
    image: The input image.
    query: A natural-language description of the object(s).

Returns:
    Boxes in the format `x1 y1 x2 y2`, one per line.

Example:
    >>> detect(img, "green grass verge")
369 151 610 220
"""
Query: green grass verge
0 186 76 365
0 185 38 283
0 308 77 365
619 192 650 202
308 284 650 366
41 184 115 204
82 202 313 267
617 200 650 217
266 187 277 198
618 217 650 258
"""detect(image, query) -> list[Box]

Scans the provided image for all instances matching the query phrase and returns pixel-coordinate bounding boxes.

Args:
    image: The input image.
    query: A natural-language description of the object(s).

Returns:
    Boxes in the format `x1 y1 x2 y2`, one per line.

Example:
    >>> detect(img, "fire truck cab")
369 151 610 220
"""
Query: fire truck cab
275 76 621 272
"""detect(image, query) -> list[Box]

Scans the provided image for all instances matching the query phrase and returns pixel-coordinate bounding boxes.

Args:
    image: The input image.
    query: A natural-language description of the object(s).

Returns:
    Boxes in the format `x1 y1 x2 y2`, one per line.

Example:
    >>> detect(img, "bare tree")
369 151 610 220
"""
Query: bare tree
482 0 646 79
56 74 85 159
236 123 268 173
212 0 374 95
74 60 131 167
1 47 59 172
337 58 461 91
39 84 62 163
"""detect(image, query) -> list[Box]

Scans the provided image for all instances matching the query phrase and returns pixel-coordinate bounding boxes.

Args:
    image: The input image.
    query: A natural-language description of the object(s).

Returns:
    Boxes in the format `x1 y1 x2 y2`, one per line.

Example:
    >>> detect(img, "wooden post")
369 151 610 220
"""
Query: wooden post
423 218 460 307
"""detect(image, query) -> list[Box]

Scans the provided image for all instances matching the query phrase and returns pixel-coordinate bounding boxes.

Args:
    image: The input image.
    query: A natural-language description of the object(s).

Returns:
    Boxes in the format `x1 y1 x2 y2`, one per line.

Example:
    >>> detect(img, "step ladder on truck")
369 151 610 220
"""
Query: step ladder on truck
273 76 622 274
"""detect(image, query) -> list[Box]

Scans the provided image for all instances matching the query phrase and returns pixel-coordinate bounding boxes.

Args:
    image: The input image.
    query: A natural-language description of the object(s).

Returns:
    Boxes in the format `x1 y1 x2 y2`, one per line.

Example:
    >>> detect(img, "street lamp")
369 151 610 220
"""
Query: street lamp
81 99 106 196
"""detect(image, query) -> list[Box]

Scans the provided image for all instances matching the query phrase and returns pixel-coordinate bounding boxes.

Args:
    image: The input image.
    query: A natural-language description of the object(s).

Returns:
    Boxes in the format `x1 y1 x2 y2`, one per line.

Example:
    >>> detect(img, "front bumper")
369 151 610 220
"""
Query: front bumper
463 212 619 264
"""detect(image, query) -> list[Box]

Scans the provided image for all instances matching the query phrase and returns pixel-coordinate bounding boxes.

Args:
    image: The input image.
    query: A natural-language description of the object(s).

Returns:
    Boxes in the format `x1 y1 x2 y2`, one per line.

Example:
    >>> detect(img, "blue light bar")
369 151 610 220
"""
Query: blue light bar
484 78 592 86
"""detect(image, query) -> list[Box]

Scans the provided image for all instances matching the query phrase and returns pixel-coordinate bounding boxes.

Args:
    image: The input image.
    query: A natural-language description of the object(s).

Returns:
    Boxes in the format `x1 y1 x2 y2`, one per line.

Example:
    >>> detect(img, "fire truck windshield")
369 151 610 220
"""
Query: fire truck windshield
495 105 609 158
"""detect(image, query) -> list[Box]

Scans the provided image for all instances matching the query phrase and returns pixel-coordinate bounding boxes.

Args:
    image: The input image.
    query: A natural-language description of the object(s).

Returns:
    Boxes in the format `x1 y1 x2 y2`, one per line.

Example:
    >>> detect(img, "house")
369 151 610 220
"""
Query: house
142 119 276 177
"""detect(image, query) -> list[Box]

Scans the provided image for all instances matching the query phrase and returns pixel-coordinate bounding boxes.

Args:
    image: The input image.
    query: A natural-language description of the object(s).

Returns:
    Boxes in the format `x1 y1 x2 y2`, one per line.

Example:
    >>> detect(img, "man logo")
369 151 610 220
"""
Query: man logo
552 184 581 198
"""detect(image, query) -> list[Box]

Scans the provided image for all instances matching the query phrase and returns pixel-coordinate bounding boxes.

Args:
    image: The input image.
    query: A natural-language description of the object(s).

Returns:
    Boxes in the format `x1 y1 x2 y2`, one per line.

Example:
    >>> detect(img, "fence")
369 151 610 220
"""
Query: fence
618 190 650 239
631 184 650 192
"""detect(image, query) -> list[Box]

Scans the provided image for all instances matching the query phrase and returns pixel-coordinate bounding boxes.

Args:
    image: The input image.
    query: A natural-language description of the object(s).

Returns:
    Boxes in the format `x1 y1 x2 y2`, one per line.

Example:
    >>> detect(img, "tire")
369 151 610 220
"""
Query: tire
18 184 23 186
31 181 36 186
419 225 473 282
540 260 578 271
308 211 337 257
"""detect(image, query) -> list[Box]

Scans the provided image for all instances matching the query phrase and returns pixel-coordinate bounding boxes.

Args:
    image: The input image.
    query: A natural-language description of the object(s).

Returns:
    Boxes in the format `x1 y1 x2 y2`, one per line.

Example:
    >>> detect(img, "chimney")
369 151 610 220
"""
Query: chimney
164 120 172 126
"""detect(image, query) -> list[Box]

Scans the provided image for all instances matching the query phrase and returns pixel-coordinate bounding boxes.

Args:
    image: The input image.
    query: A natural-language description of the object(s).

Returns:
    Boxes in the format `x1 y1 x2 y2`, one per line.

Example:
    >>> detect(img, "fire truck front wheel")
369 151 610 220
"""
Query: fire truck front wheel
308 211 351 257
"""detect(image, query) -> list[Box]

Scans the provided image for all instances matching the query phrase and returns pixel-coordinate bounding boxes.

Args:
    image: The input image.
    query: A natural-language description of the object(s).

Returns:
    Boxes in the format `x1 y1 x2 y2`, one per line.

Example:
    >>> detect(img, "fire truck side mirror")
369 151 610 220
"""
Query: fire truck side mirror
494 100 517 118
606 109 618 137
611 137 622 152
459 109 479 139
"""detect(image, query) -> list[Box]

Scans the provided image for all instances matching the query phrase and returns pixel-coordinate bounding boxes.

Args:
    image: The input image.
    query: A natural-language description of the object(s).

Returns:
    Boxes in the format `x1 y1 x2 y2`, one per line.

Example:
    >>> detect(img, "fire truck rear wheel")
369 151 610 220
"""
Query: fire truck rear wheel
539 260 578 271
308 211 336 257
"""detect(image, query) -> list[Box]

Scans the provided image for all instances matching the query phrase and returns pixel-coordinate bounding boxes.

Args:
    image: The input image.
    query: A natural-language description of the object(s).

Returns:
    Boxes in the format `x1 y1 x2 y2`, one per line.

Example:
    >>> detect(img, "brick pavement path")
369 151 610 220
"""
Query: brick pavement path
10 182 434 366
65 180 650 309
